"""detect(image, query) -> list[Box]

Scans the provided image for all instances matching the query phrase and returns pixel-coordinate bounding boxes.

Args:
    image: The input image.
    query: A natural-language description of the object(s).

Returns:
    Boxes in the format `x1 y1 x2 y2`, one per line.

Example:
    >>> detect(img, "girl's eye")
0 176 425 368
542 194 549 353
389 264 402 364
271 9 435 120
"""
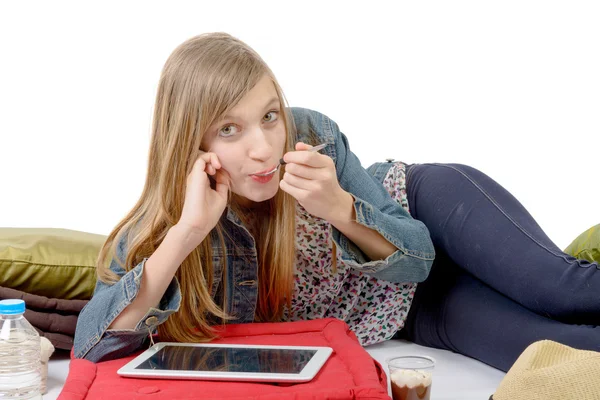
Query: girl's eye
218 111 277 137
263 111 279 123
218 124 239 137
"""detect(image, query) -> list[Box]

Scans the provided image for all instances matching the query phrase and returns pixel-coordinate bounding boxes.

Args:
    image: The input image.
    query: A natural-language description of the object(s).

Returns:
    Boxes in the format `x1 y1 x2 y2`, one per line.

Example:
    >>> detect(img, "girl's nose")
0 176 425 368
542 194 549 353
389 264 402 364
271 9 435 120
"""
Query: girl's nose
247 128 273 161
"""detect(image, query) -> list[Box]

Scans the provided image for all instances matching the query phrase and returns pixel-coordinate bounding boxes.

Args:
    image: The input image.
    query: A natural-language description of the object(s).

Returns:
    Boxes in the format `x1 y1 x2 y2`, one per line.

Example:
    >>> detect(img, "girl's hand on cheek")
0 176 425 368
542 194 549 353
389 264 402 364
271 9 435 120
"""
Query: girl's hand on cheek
279 142 353 223
177 151 230 243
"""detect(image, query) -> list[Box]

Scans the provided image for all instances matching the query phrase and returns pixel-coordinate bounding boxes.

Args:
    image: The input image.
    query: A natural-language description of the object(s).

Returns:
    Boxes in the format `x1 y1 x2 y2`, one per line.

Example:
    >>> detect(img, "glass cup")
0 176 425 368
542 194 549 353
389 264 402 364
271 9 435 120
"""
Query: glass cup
386 355 435 400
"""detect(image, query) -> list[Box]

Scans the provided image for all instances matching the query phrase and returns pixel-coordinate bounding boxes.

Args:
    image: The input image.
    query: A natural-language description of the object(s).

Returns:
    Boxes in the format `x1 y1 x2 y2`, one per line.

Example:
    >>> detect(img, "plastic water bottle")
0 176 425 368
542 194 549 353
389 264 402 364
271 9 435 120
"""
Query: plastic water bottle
0 300 42 399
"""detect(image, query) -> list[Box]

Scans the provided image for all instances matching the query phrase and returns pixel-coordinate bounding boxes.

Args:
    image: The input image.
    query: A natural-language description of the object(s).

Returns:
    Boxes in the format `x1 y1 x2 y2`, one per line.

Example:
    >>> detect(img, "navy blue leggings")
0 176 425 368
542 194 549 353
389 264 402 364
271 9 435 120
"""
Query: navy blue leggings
399 163 600 372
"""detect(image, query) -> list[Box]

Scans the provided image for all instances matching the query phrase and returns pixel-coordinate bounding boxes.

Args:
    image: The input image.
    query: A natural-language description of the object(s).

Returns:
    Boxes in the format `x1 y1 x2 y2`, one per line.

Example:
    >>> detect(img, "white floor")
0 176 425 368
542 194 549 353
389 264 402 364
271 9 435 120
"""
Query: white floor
44 339 505 399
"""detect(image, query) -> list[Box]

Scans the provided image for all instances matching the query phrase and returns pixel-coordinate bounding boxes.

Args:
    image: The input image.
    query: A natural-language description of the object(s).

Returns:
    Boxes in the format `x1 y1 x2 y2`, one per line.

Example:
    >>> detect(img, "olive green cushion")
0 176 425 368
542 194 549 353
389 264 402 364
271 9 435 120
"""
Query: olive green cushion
0 228 107 300
564 223 600 263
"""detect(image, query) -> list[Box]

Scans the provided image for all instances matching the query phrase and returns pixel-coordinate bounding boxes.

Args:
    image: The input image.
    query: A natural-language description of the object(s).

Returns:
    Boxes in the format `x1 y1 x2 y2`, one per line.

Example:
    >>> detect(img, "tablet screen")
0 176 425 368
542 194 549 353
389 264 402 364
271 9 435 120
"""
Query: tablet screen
135 346 318 374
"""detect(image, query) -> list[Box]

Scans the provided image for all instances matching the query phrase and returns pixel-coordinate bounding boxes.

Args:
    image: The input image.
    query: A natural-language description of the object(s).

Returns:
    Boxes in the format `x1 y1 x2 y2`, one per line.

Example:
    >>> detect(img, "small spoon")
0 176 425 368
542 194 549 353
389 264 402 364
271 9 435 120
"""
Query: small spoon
253 143 329 177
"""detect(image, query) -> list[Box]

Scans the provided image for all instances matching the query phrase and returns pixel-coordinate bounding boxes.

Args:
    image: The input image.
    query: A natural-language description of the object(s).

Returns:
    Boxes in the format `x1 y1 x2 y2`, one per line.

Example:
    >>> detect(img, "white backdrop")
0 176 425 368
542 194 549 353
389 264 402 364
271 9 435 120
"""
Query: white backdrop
1 1 598 250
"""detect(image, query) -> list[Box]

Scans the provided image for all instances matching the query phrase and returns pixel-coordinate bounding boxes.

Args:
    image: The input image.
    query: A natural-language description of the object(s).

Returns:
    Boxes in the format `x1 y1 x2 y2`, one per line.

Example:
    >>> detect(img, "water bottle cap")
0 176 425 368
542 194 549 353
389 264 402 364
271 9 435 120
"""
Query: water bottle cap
0 299 26 314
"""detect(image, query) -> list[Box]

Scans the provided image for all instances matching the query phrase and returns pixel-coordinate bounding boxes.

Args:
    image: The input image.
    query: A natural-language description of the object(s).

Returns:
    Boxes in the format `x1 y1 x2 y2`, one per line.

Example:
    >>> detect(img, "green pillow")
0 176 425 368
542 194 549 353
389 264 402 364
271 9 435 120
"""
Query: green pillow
0 228 107 300
564 223 600 263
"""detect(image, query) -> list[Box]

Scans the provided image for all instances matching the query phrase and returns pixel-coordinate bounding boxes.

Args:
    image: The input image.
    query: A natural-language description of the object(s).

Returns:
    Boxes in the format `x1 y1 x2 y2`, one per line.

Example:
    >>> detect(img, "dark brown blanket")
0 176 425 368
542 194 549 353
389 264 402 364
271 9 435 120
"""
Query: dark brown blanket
0 285 88 313
0 285 88 350
24 308 79 335
32 326 75 350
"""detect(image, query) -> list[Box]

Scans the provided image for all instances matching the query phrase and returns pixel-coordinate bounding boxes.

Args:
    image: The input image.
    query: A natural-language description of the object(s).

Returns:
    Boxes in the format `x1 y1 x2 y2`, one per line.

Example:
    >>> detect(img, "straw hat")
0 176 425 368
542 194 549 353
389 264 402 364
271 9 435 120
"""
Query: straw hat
490 340 600 400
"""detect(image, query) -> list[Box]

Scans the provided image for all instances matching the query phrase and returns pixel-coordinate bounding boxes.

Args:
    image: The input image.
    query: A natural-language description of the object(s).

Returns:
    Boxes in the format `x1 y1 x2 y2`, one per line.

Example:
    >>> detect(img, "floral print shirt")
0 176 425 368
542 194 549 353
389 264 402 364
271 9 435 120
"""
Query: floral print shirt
284 161 418 346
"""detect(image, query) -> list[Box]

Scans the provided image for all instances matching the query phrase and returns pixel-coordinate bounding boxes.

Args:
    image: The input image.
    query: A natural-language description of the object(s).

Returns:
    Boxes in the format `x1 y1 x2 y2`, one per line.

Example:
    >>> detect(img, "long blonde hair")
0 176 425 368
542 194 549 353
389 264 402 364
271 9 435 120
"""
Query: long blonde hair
96 32 297 342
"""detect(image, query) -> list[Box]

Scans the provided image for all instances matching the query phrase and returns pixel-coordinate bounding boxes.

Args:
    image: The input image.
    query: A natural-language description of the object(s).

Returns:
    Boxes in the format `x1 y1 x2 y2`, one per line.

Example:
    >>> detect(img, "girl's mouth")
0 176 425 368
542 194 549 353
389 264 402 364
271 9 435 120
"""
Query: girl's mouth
251 165 278 176
250 173 275 183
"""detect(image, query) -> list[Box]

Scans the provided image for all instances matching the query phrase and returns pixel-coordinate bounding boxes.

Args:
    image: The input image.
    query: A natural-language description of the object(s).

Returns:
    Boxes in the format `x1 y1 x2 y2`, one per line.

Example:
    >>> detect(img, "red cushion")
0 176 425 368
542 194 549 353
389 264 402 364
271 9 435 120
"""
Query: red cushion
59 318 390 399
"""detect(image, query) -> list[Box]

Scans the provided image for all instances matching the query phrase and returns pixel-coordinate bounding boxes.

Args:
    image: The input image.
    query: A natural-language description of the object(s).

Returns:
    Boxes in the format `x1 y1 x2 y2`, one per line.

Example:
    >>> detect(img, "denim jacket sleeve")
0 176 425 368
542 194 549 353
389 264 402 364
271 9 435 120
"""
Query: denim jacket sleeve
73 234 181 362
291 107 435 283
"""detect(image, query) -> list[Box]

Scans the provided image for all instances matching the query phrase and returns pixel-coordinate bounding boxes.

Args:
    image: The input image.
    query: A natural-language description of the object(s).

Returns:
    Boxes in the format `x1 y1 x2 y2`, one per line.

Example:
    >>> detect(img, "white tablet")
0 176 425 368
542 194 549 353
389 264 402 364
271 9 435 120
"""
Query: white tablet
117 342 333 383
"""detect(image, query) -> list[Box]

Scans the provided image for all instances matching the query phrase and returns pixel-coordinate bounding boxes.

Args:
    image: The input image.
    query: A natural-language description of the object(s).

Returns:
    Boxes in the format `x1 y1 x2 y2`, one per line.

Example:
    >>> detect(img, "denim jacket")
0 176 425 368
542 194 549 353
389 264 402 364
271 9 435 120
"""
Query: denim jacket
73 107 435 362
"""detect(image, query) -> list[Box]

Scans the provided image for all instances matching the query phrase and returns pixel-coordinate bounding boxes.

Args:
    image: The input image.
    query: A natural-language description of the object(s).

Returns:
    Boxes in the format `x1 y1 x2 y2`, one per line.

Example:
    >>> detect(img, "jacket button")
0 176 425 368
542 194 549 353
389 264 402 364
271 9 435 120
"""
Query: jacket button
145 316 159 326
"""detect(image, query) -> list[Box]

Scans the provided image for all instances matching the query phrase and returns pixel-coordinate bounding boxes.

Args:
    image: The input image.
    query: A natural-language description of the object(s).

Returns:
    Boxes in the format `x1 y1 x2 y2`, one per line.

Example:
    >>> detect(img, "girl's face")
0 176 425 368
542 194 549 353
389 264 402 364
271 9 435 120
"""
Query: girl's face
202 75 286 205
